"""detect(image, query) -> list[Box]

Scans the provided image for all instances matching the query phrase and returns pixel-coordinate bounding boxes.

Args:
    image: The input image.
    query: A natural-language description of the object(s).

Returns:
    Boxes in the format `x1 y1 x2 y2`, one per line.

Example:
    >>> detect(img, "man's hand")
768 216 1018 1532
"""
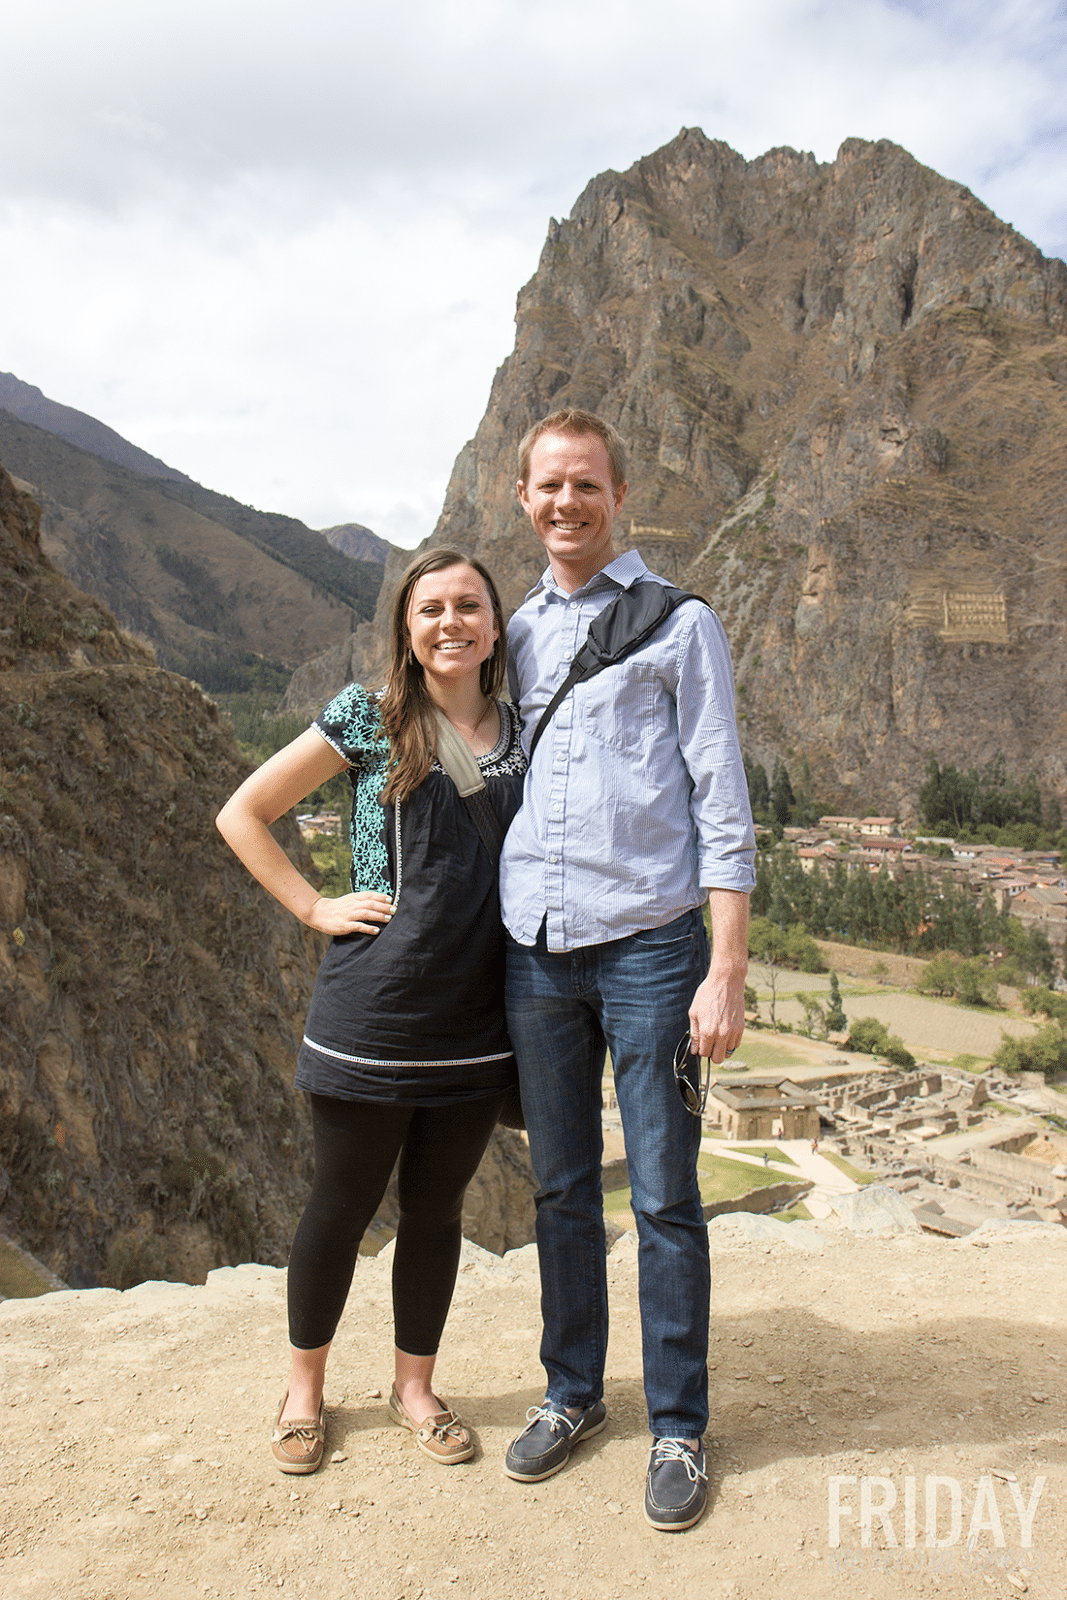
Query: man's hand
688 888 749 1064
688 964 746 1063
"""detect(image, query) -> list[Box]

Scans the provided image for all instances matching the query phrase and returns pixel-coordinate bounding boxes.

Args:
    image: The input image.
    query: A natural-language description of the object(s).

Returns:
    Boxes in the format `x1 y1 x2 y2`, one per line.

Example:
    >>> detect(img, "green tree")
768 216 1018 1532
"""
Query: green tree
796 992 828 1039
825 971 846 1033
750 854 774 918
785 926 825 972
748 917 823 972
994 1020 1067 1077
847 1016 890 1055
954 957 999 1008
792 755 817 828
748 920 789 1031
918 951 957 996
846 1016 915 1067
1018 773 1044 828
770 759 795 826
743 753 770 819
1023 927 1057 985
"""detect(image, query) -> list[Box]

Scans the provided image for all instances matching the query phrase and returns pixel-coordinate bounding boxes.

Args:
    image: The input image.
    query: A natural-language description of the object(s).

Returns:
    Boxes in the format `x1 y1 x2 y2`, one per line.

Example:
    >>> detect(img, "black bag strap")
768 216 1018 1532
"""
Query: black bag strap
527 581 709 760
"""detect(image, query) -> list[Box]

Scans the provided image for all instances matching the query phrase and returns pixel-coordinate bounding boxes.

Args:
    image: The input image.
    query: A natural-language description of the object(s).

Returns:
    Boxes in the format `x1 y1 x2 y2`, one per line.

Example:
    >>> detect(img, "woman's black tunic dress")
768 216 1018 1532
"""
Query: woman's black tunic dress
295 683 526 1107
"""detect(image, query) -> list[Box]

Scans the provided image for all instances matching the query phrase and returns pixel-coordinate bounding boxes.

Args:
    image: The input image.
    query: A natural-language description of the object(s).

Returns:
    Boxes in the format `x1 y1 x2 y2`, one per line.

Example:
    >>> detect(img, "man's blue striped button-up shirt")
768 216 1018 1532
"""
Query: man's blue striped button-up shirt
500 550 757 953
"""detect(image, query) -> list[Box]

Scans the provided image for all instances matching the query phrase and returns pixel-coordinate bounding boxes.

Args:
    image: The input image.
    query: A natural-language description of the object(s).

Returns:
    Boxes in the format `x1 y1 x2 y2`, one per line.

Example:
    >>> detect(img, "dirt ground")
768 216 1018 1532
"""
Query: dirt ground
2 1222 1065 1600
814 942 939 991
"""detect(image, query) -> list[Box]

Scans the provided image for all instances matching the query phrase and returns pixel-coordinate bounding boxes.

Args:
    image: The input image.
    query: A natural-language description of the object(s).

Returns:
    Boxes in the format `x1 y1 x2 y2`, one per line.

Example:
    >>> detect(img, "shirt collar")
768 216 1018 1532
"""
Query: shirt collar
525 547 652 605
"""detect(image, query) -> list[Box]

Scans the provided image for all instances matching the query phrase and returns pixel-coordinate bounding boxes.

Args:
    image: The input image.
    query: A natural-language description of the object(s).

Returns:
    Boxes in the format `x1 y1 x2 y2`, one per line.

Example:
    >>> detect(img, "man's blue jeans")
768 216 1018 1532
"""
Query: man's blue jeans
505 908 711 1440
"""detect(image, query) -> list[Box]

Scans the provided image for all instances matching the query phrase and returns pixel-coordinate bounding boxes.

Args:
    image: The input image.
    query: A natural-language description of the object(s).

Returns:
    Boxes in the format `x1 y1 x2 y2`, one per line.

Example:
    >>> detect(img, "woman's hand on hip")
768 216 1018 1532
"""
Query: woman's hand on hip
306 891 394 936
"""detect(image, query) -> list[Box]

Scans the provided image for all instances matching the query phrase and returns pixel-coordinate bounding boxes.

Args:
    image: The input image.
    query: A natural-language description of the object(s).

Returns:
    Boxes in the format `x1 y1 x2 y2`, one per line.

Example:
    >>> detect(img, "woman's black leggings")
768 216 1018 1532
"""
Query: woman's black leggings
287 1091 504 1355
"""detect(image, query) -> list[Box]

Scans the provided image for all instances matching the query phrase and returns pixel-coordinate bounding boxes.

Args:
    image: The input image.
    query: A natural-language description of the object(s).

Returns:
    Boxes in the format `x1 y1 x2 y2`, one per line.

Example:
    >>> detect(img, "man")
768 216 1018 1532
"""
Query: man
499 408 755 1531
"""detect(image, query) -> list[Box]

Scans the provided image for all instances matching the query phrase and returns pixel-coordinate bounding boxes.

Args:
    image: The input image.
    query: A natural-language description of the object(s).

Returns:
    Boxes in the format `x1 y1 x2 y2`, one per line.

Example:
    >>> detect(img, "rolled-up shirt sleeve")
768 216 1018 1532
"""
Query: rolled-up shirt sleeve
674 607 757 893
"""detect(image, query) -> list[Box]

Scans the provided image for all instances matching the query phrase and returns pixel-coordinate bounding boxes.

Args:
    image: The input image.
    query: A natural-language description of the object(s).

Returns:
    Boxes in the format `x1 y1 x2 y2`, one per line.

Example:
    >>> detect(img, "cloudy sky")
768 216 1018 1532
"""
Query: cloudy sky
2 0 1065 548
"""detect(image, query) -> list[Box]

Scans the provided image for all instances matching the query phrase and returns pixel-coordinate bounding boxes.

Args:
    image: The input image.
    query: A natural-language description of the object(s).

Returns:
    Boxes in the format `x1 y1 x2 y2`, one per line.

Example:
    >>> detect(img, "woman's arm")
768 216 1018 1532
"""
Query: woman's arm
215 727 394 937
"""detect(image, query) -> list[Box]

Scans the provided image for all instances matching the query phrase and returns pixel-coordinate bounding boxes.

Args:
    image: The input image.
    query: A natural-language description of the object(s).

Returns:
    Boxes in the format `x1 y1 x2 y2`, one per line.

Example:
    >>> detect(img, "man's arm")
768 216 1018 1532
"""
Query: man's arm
670 606 755 1063
688 887 749 1065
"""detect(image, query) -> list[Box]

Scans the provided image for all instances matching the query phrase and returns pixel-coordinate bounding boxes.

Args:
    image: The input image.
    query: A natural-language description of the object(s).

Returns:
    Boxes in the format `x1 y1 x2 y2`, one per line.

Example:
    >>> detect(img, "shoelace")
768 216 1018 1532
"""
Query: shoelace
522 1403 572 1437
420 1411 466 1443
274 1420 320 1445
649 1438 707 1482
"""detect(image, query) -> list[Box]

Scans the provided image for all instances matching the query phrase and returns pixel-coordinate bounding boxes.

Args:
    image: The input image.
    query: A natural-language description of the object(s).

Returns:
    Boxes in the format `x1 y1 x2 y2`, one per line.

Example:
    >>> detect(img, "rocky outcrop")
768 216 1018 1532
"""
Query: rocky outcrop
321 521 392 565
297 131 1067 816
276 618 384 714
0 465 533 1286
0 462 324 1285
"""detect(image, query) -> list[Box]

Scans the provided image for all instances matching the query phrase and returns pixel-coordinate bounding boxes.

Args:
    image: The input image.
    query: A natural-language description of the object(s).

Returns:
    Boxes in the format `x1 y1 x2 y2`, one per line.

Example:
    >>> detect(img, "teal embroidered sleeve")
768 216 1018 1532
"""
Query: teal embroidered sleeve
313 683 392 895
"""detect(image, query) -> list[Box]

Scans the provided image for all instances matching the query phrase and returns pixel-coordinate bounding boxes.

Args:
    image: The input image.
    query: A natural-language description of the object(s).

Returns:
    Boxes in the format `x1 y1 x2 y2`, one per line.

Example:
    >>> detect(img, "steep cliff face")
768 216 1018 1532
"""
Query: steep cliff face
314 131 1067 815
0 463 323 1285
0 464 534 1285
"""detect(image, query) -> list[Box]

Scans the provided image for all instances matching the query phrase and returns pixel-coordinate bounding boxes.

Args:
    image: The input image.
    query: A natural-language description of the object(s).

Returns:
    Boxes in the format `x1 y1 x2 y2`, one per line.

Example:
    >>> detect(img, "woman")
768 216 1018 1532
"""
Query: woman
216 548 526 1474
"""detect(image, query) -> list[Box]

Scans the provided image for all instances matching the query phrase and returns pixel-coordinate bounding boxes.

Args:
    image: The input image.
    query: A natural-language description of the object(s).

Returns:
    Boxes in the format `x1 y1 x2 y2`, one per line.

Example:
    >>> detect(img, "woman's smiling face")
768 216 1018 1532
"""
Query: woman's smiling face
405 562 499 688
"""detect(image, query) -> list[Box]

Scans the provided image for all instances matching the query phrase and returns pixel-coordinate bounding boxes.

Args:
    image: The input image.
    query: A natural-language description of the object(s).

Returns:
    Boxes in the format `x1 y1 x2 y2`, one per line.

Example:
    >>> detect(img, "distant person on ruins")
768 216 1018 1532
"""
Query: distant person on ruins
216 548 525 1475
499 408 755 1530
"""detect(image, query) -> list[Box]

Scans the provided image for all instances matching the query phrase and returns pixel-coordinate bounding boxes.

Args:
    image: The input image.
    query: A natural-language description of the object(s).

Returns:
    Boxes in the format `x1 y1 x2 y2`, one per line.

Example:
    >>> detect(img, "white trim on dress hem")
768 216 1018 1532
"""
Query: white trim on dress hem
302 1035 514 1068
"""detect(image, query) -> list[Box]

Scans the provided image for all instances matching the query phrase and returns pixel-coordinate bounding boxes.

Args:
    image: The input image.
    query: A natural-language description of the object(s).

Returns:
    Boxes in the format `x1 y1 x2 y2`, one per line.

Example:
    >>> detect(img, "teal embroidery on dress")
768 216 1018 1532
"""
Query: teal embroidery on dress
314 688 527 897
313 683 392 895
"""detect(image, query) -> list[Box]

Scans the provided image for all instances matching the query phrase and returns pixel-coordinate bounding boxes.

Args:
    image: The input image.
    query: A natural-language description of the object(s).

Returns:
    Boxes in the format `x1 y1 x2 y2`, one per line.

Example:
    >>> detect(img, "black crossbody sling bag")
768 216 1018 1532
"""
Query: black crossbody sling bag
527 581 710 761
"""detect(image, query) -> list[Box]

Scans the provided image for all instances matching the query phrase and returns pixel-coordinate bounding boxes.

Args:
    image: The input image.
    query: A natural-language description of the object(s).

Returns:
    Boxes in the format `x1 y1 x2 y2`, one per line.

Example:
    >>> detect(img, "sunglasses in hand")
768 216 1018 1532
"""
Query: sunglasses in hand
673 1033 711 1118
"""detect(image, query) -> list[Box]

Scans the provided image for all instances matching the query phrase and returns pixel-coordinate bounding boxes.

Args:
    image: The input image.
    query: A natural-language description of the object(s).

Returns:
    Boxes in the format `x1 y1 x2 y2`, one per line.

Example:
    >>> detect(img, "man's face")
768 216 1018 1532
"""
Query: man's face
517 431 628 590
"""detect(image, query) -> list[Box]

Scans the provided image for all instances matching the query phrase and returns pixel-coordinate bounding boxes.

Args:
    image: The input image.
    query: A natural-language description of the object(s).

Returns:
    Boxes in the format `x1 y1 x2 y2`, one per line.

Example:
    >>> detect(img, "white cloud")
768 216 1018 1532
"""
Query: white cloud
1 0 1064 545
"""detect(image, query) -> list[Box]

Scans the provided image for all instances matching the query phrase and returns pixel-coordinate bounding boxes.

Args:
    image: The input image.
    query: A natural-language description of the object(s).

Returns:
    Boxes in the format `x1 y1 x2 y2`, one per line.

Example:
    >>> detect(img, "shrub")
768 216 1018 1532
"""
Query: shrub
748 917 824 972
1020 987 1067 1024
846 1016 915 1068
994 1020 1067 1078
847 1016 890 1055
917 952 957 996
917 952 999 1006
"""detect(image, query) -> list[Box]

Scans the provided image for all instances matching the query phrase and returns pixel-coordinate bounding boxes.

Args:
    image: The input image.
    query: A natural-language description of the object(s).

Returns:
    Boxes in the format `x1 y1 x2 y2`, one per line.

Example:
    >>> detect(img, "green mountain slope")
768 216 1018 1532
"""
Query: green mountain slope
0 410 383 688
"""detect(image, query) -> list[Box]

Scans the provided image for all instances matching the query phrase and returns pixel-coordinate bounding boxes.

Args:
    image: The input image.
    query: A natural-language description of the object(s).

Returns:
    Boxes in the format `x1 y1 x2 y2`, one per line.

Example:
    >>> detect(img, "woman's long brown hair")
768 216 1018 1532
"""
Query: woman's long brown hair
377 548 507 805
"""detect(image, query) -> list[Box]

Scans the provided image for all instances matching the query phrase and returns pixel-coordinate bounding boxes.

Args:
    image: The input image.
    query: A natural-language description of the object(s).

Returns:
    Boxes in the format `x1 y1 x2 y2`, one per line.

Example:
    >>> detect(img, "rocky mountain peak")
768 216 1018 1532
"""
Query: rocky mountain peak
305 131 1066 818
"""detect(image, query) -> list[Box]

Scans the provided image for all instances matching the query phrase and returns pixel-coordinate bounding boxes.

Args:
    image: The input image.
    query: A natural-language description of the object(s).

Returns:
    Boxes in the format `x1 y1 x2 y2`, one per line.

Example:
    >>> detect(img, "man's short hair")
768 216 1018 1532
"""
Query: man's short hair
517 408 629 492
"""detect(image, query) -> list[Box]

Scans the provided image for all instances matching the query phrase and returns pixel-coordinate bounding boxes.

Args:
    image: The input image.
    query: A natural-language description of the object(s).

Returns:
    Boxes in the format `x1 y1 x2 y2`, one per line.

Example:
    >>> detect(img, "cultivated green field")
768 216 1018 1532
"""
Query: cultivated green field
604 1150 797 1222
770 989 1039 1057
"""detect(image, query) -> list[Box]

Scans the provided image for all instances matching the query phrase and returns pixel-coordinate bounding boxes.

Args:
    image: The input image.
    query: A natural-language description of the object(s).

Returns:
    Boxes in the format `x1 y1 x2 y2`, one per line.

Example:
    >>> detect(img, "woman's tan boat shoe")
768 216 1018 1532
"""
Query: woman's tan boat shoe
271 1393 326 1474
387 1384 474 1464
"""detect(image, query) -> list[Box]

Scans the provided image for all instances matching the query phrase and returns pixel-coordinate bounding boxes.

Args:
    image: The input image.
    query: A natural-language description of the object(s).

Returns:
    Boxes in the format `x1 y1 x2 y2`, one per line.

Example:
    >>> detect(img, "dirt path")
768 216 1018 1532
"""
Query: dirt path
3 1225 1065 1600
